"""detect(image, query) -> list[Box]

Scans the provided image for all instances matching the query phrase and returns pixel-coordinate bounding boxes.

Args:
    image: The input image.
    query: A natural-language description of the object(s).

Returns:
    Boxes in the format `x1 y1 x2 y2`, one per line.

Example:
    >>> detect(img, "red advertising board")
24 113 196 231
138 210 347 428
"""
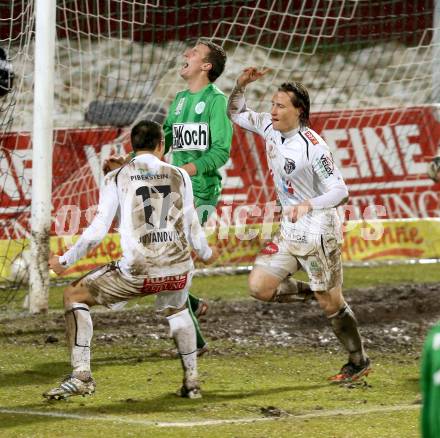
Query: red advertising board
0 106 439 240
313 106 440 219
0 128 129 239
220 105 440 221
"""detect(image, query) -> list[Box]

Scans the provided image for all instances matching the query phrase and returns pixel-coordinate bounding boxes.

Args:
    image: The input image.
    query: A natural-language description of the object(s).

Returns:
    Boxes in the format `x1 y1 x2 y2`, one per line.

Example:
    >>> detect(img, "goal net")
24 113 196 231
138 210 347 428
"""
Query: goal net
0 0 439 304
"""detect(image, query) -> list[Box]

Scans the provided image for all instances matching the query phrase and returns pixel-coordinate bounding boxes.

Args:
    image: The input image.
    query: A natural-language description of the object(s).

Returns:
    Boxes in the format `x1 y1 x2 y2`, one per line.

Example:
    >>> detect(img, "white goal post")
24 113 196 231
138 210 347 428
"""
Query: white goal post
29 0 56 313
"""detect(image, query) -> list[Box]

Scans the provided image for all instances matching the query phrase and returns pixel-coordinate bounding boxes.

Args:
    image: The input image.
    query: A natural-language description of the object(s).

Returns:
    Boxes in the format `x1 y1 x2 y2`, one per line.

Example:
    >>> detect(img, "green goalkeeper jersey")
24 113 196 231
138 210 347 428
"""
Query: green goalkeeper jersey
163 83 233 207
421 321 440 438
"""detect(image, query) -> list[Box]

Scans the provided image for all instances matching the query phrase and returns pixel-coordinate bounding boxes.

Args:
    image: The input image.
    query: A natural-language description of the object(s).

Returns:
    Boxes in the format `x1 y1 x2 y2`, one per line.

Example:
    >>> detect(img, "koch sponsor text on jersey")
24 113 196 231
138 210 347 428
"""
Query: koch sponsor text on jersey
172 123 209 151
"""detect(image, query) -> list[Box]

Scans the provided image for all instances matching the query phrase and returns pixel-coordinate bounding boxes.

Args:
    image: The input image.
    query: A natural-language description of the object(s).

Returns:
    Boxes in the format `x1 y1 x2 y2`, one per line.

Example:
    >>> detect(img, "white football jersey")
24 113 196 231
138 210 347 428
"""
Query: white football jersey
230 107 348 238
60 154 211 277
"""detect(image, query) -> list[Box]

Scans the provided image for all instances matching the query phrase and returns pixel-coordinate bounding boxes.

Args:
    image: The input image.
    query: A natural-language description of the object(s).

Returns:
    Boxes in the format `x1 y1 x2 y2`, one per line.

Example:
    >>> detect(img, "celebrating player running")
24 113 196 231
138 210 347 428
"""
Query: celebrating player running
228 68 371 383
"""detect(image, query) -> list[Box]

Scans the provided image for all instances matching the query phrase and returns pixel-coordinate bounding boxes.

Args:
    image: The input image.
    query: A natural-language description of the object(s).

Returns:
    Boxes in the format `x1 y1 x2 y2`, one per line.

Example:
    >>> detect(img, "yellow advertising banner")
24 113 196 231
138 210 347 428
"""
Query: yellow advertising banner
341 219 440 262
1 219 439 281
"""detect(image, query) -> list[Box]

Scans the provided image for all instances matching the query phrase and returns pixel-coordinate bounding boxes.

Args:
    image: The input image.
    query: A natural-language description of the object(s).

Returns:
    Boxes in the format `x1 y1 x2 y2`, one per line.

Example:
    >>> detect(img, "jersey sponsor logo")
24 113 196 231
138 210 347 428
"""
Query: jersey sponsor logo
195 101 206 114
172 123 209 151
319 154 334 176
284 158 296 174
304 130 319 145
141 274 188 295
434 333 440 350
174 97 185 115
261 241 279 255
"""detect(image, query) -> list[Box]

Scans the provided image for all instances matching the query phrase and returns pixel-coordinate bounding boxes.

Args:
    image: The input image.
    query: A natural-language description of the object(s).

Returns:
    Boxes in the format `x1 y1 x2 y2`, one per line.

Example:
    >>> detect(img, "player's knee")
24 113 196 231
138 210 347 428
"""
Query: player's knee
314 286 344 316
248 276 273 302
63 283 95 308
320 299 341 316
248 276 259 298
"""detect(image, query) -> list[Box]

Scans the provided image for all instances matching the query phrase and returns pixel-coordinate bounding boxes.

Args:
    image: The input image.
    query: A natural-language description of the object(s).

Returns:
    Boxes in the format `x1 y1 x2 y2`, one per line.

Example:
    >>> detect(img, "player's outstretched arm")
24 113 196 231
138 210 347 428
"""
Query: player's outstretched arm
53 175 119 274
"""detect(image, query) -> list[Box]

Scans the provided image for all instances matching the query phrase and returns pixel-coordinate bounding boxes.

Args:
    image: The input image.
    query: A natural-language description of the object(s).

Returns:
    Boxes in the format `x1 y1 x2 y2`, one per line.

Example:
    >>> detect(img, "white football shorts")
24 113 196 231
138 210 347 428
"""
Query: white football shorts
74 261 192 311
254 231 343 291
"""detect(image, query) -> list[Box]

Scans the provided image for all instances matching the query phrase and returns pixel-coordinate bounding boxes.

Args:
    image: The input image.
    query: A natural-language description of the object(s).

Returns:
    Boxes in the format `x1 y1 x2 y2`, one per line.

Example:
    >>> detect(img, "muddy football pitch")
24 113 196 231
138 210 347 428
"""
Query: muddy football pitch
1 263 439 437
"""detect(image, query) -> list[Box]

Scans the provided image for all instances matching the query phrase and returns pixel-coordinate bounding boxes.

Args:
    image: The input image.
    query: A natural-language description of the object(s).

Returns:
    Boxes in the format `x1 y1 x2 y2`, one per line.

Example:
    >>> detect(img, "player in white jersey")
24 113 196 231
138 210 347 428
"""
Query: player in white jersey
228 68 370 383
44 120 218 400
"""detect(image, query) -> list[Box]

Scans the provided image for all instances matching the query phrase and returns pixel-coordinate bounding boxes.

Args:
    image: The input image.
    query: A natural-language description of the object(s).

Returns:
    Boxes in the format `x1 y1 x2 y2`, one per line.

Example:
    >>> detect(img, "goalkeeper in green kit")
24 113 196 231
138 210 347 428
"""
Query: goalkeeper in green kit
104 39 232 354
162 39 232 353
421 321 440 438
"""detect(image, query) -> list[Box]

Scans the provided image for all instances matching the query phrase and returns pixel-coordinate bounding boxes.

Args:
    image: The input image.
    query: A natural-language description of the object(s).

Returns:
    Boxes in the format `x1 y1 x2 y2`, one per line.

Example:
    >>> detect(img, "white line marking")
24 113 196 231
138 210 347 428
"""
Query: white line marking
0 404 420 428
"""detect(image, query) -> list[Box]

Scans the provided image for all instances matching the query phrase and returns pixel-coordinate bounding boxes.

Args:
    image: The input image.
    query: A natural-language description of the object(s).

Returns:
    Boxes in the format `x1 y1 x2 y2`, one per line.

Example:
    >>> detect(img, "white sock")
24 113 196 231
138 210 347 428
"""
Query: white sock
65 302 93 377
167 308 197 382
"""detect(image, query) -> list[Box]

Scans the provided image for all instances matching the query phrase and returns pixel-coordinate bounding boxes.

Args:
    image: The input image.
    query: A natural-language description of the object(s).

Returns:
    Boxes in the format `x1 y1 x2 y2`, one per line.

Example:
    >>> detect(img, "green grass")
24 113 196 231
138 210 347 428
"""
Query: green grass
0 343 421 438
0 263 434 437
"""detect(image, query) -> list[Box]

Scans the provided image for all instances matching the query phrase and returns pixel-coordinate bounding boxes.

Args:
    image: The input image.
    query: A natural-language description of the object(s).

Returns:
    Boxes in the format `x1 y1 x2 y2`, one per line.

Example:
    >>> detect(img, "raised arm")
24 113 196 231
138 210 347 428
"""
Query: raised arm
227 67 271 135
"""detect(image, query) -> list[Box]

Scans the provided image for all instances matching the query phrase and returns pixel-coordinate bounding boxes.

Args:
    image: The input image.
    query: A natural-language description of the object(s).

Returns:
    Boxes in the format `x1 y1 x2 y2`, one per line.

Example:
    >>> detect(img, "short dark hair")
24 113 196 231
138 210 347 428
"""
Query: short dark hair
278 82 310 128
198 38 226 83
131 120 162 151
